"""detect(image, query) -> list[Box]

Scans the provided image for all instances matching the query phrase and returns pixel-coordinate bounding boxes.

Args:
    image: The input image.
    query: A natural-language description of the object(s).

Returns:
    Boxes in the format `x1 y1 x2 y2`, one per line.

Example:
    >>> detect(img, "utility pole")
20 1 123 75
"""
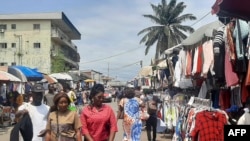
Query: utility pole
108 62 109 78
14 34 22 65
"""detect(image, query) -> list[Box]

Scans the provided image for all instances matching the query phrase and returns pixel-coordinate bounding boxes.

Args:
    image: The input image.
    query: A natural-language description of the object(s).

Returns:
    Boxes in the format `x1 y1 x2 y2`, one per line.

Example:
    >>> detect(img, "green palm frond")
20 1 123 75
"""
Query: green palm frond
138 0 197 59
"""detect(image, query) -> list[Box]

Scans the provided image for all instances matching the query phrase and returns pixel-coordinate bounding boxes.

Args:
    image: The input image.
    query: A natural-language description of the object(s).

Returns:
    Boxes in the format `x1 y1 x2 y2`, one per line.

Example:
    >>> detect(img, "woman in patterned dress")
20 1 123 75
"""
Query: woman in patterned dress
117 87 144 141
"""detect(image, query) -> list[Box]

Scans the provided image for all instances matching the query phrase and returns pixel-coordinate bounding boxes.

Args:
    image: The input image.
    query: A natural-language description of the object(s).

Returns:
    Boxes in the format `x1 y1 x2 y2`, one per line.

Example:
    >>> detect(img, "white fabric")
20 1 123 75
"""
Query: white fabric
156 118 167 133
18 103 49 141
174 60 181 87
192 47 199 75
198 81 208 98
238 112 250 125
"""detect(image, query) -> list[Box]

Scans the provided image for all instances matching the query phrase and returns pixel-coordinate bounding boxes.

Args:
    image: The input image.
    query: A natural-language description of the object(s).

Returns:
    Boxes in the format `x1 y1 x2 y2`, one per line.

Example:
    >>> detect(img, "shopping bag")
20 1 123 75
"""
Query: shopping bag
140 109 149 121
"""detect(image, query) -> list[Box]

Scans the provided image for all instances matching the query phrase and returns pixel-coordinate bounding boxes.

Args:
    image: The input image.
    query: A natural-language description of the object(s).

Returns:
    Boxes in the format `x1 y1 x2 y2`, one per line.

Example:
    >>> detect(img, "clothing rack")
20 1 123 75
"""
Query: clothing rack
187 96 211 108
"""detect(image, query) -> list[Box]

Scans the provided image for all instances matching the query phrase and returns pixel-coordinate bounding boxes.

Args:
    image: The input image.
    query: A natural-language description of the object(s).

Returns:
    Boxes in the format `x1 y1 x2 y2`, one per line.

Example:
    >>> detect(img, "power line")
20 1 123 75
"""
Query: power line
80 47 141 64
189 11 211 27
110 60 141 71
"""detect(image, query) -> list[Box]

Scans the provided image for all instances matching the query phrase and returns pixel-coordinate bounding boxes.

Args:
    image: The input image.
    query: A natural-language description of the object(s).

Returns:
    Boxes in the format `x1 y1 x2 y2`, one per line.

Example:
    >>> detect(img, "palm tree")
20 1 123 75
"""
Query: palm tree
138 0 196 60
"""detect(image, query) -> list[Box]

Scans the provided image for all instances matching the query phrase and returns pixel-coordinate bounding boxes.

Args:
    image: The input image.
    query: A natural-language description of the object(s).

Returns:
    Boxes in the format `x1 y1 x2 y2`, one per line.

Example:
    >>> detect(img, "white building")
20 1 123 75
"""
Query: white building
0 12 81 74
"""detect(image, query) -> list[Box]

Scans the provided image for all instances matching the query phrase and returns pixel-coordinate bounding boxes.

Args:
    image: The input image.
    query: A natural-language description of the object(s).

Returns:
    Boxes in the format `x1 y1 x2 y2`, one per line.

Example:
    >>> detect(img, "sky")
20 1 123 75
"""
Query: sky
0 0 218 82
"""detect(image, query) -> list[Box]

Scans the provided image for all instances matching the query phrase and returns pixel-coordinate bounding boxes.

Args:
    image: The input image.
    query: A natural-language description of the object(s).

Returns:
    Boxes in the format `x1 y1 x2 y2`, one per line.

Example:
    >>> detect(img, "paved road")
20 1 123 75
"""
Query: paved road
0 100 172 141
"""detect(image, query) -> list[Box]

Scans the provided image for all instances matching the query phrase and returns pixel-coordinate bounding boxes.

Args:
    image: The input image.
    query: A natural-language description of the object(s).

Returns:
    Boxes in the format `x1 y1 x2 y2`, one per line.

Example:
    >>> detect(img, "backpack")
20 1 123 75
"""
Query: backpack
147 100 157 114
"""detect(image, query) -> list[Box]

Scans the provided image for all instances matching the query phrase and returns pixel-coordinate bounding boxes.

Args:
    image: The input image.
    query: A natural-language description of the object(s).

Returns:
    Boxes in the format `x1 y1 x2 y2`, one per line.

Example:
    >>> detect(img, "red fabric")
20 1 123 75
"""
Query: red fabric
219 89 231 110
196 45 203 74
157 110 162 119
80 104 118 141
190 111 227 141
241 79 250 103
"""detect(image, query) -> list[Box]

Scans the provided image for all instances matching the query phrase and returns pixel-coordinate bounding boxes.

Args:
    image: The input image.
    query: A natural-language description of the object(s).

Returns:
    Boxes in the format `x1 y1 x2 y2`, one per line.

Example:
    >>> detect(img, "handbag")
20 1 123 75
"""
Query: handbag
140 108 149 121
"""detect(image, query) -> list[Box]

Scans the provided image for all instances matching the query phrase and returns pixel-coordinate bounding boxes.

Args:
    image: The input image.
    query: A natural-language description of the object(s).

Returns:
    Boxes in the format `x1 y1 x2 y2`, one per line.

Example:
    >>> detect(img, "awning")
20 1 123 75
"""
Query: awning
212 0 250 21
181 21 224 47
11 66 43 81
139 66 153 77
49 73 73 81
0 71 21 82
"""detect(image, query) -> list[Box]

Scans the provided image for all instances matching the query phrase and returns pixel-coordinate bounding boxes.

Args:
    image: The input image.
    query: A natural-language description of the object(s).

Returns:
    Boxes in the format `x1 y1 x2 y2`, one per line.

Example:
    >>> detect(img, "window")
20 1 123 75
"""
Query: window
33 24 40 30
0 43 7 48
0 62 7 66
0 24 7 30
11 43 16 48
34 43 41 48
11 62 16 66
11 24 16 29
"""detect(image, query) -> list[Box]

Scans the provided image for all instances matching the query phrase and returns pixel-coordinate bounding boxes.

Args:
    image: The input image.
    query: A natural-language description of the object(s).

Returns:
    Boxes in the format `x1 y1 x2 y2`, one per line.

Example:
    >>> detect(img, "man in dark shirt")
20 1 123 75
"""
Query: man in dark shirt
43 83 55 107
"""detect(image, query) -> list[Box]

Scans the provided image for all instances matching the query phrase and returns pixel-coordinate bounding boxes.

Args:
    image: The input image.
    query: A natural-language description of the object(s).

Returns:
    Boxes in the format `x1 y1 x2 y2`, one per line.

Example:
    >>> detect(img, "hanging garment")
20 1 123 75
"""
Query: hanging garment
219 89 231 110
245 60 250 86
185 50 192 77
196 45 203 75
202 40 214 77
233 19 249 60
224 47 239 87
213 26 225 80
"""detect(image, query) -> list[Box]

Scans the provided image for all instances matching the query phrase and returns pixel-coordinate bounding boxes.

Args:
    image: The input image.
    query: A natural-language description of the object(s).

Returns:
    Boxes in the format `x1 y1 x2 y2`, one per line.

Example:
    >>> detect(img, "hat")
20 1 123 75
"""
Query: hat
31 83 44 93
226 105 239 113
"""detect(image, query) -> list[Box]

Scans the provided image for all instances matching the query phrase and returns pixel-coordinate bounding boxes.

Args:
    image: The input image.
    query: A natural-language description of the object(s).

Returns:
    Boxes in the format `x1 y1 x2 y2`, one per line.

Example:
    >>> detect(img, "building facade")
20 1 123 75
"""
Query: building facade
0 12 81 74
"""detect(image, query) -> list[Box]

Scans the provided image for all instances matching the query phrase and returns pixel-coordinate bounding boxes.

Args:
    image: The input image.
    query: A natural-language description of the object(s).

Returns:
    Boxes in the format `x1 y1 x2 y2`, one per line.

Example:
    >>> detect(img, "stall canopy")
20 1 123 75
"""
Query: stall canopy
0 71 21 82
11 66 43 81
139 66 153 77
49 73 73 81
212 0 250 21
181 20 224 47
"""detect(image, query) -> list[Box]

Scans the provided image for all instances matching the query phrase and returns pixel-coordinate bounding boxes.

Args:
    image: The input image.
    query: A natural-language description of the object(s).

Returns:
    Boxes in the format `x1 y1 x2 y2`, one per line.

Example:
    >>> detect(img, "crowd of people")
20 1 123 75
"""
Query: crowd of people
5 80 250 141
5 81 165 141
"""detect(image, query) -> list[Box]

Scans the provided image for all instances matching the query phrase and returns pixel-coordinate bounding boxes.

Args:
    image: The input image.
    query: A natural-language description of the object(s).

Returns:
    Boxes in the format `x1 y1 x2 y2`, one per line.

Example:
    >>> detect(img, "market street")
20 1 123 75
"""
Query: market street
0 99 171 141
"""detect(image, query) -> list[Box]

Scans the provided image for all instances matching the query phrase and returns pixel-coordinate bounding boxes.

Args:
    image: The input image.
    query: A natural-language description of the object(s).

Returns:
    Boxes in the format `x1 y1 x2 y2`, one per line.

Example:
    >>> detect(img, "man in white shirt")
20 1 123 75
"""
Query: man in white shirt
18 83 50 141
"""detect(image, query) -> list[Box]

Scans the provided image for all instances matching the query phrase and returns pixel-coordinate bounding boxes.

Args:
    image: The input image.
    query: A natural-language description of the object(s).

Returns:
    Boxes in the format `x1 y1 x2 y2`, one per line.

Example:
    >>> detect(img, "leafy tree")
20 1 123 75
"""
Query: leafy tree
138 0 196 59
51 50 70 73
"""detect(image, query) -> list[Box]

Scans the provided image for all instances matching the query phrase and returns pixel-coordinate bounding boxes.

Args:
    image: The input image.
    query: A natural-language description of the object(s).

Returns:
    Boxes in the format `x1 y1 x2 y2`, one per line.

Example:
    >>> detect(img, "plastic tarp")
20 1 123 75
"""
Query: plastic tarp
11 66 43 81
181 21 224 47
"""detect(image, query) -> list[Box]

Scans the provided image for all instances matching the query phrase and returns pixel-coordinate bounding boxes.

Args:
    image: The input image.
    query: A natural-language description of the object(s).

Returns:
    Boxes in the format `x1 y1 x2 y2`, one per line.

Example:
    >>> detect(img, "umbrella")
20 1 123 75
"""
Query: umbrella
7 67 27 82
0 71 21 82
84 79 95 83
41 74 58 84
212 0 250 21
49 73 73 81
181 21 224 47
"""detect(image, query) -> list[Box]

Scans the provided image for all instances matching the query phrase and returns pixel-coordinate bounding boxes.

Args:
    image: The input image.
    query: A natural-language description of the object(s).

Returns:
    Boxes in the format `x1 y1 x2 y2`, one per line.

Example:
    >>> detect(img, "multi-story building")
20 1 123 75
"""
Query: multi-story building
0 12 81 74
